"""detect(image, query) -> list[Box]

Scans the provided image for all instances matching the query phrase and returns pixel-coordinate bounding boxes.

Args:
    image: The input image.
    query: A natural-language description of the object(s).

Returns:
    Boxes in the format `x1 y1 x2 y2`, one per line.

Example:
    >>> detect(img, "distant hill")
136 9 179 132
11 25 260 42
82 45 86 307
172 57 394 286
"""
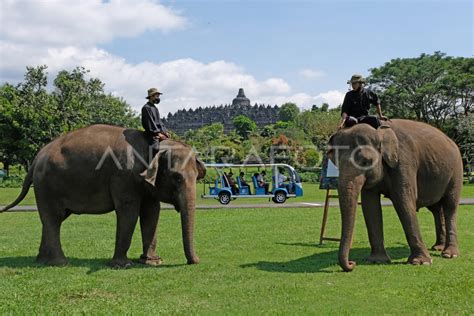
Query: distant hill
164 88 280 135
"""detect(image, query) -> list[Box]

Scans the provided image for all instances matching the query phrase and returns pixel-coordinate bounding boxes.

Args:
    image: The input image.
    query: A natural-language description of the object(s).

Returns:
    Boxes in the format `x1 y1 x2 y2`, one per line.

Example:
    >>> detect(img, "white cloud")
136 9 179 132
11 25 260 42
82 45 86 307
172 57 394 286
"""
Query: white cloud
0 0 187 46
256 90 345 111
0 0 342 119
313 90 345 108
0 41 344 116
1 44 291 115
298 69 325 80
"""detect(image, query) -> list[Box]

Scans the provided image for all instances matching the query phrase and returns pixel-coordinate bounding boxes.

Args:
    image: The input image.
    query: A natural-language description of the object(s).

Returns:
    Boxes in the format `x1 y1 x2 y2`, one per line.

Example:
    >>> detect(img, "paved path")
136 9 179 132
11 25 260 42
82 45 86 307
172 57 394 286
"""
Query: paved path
2 199 473 212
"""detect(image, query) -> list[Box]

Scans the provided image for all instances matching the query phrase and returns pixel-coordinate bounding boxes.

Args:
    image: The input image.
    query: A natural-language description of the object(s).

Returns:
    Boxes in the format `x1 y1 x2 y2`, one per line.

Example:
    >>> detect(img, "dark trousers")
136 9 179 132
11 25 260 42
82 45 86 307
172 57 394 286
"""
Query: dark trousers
145 132 160 158
344 115 380 129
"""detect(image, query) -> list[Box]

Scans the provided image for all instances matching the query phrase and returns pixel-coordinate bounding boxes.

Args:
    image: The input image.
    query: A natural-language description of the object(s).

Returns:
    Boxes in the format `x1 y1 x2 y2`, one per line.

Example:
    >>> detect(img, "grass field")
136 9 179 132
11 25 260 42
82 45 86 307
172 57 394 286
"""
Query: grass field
0 203 473 313
1 183 473 207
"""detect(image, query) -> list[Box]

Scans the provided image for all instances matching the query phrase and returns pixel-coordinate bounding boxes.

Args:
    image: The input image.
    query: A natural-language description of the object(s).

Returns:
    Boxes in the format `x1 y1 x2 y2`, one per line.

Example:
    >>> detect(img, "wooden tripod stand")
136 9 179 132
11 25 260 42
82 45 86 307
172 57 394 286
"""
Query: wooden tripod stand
319 189 341 245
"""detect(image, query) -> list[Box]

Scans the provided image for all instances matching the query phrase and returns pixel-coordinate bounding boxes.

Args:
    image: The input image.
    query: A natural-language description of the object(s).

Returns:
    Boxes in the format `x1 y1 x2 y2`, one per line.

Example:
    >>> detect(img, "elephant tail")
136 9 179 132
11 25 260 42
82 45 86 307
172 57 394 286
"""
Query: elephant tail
0 159 35 213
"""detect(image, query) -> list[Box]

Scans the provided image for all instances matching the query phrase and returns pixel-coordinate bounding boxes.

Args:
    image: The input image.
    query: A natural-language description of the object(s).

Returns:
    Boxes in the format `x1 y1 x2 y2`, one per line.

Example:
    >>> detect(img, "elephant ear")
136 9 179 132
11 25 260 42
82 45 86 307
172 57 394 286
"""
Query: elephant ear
195 157 206 180
378 126 399 168
140 151 164 187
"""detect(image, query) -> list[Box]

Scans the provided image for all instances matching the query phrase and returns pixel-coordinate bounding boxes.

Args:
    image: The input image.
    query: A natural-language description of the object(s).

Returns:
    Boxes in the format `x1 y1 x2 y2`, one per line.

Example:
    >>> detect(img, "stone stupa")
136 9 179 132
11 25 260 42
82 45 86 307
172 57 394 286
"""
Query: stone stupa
232 88 251 107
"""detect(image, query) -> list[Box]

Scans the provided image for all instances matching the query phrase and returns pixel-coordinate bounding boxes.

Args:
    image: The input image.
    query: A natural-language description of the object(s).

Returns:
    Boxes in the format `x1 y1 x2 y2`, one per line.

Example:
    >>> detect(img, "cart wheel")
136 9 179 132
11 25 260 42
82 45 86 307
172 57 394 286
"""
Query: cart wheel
273 191 287 204
218 192 231 205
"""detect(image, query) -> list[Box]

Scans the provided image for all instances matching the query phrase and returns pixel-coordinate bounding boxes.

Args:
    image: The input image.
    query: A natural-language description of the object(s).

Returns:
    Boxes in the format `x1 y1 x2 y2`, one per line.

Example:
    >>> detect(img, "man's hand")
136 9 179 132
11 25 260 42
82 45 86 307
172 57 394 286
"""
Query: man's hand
153 133 169 141
339 113 348 129
158 133 168 141
379 115 388 121
338 120 346 129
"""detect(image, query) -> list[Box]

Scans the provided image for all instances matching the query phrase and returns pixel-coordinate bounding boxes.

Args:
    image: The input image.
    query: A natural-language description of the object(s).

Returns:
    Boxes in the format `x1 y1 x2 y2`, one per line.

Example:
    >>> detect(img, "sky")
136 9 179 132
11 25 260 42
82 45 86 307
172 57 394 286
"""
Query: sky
0 0 472 117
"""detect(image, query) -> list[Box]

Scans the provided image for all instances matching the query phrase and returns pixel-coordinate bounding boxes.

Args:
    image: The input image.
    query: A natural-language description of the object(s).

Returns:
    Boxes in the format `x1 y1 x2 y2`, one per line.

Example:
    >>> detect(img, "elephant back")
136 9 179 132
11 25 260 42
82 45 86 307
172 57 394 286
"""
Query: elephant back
33 124 150 183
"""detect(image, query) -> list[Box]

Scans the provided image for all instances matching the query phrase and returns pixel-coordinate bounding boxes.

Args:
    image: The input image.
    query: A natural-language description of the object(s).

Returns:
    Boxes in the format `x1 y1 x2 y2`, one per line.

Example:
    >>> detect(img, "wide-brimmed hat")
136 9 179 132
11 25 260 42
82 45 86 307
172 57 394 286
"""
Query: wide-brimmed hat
146 88 163 99
347 74 366 84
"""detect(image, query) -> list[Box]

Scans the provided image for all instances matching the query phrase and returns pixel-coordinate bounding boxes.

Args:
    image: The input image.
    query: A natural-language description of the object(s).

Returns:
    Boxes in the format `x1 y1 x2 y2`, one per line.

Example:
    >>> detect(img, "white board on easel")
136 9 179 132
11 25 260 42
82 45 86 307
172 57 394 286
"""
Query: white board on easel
326 159 339 177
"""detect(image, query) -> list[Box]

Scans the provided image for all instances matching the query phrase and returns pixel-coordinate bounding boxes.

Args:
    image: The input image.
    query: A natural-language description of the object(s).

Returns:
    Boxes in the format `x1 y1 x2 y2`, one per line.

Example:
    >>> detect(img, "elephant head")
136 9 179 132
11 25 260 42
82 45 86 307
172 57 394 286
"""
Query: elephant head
141 140 206 264
328 124 398 271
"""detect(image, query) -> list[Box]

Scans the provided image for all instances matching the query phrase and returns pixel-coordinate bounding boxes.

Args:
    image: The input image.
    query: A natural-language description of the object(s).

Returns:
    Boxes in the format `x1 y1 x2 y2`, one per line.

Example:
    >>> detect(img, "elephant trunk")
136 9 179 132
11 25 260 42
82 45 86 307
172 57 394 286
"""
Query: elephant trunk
338 175 365 272
179 184 200 264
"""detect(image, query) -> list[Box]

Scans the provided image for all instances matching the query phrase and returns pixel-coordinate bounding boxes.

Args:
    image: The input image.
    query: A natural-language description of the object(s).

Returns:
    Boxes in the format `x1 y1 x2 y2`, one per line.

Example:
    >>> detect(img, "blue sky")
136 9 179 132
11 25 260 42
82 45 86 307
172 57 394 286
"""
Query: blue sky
1 0 472 116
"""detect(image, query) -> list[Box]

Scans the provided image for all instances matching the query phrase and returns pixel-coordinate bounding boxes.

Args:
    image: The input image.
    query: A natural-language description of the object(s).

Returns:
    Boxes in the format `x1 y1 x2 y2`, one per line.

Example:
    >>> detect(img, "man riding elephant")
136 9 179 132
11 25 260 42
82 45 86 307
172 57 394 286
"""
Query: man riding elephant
142 87 171 155
339 74 388 129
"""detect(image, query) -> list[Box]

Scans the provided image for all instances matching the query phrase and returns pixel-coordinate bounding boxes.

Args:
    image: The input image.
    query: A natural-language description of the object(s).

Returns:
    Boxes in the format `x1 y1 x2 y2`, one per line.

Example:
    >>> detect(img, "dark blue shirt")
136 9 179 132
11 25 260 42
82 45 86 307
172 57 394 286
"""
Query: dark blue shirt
141 102 166 134
341 88 380 118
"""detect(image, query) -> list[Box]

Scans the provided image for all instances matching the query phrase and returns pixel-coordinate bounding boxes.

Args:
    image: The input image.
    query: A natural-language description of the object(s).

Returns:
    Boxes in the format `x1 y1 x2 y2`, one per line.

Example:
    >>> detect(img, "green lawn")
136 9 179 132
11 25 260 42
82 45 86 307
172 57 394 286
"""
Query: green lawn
1 183 473 207
0 204 473 314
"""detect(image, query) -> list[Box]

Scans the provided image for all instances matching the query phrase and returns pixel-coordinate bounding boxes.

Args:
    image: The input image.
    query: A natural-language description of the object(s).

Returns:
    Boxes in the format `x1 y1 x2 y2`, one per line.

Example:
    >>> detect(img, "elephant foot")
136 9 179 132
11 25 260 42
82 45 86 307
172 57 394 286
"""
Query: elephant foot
441 246 459 258
186 255 200 265
36 254 68 266
109 258 133 269
430 243 445 251
138 255 163 266
407 253 432 265
366 253 391 264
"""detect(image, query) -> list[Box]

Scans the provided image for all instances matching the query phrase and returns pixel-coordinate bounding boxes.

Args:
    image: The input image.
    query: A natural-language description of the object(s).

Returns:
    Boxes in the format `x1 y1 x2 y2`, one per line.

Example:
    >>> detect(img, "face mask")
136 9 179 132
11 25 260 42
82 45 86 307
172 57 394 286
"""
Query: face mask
154 98 161 105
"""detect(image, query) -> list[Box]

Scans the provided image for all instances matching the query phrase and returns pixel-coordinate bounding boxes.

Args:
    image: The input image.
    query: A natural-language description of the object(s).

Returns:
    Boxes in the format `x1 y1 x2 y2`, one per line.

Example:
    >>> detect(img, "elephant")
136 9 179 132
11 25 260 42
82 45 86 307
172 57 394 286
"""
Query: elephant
1 124 206 267
328 119 462 272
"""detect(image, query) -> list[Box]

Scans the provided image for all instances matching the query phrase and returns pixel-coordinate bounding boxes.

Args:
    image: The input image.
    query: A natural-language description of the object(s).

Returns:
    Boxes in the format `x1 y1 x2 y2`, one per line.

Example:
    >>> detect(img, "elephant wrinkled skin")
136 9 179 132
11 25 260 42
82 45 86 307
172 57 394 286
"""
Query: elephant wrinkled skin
328 119 462 272
1 124 206 267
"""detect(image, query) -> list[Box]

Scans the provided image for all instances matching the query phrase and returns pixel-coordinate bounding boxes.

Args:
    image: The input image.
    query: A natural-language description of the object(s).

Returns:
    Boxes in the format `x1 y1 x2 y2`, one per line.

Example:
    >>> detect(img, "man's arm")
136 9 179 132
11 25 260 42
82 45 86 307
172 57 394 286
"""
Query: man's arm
154 108 171 137
339 94 350 129
371 91 387 120
375 104 387 120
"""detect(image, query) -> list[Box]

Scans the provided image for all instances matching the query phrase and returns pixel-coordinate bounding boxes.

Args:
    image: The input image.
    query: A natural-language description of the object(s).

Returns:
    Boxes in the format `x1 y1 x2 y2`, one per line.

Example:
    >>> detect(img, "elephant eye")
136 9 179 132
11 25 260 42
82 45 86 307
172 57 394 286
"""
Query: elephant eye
360 158 372 167
356 152 372 167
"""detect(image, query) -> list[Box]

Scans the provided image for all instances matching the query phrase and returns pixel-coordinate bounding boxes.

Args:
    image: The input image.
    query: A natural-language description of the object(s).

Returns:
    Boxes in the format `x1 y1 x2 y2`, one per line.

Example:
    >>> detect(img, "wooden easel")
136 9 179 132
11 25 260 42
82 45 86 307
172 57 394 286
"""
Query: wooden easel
319 189 341 245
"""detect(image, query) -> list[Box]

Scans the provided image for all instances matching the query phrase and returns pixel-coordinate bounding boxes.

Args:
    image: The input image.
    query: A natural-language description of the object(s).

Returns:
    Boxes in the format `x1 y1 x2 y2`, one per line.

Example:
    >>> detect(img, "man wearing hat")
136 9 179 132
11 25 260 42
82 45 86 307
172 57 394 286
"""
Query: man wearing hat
339 74 387 129
142 88 170 152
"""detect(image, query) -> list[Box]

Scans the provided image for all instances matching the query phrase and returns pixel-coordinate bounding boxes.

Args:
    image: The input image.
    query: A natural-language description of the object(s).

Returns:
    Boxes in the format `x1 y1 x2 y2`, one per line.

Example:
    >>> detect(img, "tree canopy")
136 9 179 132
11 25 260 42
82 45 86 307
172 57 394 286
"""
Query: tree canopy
233 115 257 139
278 102 300 122
369 52 473 169
369 52 473 128
0 66 140 173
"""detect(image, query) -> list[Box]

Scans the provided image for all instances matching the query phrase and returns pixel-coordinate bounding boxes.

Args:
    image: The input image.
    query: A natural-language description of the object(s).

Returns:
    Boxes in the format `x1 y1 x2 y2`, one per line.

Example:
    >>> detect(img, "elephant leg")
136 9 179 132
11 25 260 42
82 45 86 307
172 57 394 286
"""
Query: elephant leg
361 189 391 264
36 203 70 266
392 194 432 265
427 203 446 251
139 198 163 266
440 195 460 258
110 201 140 268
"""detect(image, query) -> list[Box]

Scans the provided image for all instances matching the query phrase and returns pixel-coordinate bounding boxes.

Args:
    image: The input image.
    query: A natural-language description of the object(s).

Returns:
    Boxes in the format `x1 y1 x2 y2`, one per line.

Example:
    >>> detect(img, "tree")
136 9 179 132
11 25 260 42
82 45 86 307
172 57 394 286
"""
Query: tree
303 148 320 168
278 102 300 122
455 113 474 179
320 103 329 112
0 84 22 174
14 65 57 167
311 103 329 113
53 67 140 130
0 65 141 171
296 109 340 150
232 115 257 140
369 52 473 129
88 94 140 128
53 67 92 132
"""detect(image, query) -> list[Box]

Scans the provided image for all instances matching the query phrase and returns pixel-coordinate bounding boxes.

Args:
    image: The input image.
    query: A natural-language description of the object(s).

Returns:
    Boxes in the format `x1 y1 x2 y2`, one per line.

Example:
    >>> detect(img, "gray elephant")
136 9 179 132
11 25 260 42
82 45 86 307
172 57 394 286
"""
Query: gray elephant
1 124 206 267
328 119 462 272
